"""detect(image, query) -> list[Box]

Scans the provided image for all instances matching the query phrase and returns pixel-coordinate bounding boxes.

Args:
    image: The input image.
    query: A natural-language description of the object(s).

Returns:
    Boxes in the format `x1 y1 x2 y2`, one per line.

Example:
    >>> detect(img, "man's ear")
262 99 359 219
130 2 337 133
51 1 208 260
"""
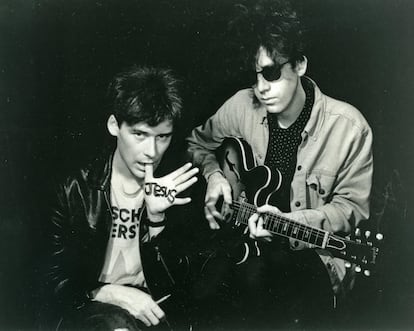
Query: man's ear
107 114 120 137
294 56 308 77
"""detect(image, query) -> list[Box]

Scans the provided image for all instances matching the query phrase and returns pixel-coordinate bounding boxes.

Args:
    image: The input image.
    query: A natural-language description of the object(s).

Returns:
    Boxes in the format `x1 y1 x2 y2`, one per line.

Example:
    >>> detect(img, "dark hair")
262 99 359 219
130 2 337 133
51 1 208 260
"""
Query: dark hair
108 65 182 127
228 0 305 69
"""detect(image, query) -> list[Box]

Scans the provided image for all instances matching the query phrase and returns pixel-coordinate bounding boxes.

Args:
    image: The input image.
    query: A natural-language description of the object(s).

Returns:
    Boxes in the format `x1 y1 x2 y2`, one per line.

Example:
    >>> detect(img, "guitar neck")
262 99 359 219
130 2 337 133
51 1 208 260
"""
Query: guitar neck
230 200 329 249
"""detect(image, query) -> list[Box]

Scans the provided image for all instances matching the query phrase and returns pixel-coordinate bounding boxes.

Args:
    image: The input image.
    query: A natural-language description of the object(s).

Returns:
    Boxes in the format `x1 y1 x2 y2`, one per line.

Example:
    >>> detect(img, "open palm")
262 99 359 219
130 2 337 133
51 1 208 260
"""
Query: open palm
144 163 198 217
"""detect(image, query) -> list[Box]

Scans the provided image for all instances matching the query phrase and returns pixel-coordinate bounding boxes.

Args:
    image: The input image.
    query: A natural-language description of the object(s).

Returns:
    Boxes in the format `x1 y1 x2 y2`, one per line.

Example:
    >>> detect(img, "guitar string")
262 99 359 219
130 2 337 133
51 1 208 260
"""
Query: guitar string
232 199 322 236
233 200 325 240
231 200 326 245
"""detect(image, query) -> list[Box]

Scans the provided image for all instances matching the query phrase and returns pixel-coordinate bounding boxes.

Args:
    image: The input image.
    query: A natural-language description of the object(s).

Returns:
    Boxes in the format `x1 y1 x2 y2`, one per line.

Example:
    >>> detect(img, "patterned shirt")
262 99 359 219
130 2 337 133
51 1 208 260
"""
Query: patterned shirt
265 78 314 211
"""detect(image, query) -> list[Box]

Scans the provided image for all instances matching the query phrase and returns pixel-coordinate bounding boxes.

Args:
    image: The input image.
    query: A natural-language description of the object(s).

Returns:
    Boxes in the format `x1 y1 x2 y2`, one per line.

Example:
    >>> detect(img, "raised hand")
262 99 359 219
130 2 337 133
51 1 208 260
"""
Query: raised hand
144 162 198 219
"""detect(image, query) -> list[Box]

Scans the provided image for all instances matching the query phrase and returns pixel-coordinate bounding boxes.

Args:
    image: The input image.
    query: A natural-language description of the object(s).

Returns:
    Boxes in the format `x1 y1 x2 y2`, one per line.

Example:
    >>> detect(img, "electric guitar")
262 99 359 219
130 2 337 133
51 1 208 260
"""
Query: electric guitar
216 137 380 272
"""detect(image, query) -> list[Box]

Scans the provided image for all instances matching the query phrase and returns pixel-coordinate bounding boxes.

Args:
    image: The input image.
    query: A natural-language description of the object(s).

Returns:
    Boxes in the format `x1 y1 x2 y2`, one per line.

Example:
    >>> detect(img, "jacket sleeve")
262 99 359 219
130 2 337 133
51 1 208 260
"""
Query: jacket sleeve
186 93 243 179
299 125 373 233
44 179 100 311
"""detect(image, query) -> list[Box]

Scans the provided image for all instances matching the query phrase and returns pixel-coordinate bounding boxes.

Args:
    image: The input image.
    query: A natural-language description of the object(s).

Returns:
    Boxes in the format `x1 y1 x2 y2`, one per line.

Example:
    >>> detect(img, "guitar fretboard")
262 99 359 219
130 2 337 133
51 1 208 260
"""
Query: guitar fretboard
230 200 328 248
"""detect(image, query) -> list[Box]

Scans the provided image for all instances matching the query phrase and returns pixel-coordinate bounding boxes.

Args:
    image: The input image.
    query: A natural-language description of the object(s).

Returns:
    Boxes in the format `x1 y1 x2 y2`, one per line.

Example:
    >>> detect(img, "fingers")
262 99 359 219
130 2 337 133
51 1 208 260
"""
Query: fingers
145 308 162 326
205 209 220 229
175 176 198 193
151 304 165 321
135 303 165 327
248 211 272 240
168 162 193 180
222 182 232 205
256 204 281 214
205 200 223 221
174 167 199 186
248 212 259 236
174 197 192 206
136 314 152 327
144 163 154 181
205 199 222 229
205 181 231 219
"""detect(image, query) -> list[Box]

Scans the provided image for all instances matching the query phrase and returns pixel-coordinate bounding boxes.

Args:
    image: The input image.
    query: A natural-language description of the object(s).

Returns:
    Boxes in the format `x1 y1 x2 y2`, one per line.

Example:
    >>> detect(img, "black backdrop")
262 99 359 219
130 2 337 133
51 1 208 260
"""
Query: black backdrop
1 0 414 329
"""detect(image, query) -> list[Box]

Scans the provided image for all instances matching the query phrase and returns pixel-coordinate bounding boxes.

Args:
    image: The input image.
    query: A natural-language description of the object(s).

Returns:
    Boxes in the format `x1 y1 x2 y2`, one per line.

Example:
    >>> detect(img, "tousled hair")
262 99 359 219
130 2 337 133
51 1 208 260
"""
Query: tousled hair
228 0 305 69
108 65 182 127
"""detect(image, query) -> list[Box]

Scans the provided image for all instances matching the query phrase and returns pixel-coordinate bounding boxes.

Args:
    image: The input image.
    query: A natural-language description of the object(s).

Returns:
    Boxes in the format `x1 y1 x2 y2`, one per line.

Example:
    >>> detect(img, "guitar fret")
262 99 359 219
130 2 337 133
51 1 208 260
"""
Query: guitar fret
235 204 243 226
232 201 327 248
292 224 299 237
263 213 269 227
276 217 283 233
303 228 311 242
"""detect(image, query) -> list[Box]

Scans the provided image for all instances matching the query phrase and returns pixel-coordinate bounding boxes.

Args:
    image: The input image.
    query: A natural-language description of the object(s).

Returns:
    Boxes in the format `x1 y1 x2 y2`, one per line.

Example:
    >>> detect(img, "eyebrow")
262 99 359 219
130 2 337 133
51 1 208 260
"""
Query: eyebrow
130 128 173 136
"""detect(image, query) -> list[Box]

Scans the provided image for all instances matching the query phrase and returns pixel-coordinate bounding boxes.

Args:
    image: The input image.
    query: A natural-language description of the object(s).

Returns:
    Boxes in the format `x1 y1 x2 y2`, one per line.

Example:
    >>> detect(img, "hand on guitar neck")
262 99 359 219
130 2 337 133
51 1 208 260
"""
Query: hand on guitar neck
248 204 304 245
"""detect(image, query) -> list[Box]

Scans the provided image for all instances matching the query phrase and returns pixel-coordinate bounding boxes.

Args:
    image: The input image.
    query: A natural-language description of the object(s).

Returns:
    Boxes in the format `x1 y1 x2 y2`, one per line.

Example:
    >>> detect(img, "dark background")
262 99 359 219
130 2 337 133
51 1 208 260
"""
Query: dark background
1 0 413 329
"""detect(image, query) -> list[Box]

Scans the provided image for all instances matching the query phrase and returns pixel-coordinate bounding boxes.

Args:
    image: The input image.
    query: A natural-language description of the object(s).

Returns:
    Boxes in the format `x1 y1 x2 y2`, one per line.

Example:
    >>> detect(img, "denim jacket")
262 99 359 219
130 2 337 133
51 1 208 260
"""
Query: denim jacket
187 78 373 296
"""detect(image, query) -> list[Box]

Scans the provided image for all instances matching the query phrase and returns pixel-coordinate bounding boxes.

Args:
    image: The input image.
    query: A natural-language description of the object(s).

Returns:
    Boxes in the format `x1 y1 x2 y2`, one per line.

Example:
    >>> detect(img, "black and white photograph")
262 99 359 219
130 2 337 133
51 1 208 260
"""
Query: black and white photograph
1 0 413 329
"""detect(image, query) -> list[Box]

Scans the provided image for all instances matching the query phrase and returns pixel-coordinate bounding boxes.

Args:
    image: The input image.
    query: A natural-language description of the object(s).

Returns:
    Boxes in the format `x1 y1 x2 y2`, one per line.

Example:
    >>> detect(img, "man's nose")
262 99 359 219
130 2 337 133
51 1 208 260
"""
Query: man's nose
144 137 157 158
257 74 270 93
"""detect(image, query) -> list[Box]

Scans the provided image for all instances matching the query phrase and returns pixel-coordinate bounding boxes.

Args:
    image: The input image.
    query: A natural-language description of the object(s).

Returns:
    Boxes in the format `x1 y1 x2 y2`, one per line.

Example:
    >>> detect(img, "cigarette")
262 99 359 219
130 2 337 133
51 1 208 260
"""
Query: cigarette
155 294 171 304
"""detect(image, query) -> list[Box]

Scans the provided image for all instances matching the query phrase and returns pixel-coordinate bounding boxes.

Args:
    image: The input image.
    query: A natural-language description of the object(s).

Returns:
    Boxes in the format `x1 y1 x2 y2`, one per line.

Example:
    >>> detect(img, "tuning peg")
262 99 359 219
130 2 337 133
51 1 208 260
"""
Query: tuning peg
365 230 371 238
345 261 352 268
355 265 362 273
364 269 371 277
355 228 361 237
376 233 384 241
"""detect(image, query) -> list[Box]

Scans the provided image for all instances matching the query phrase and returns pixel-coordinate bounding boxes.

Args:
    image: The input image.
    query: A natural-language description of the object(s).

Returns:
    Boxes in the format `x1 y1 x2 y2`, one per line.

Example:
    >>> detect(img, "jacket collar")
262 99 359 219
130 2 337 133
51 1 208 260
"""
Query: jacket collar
302 76 326 141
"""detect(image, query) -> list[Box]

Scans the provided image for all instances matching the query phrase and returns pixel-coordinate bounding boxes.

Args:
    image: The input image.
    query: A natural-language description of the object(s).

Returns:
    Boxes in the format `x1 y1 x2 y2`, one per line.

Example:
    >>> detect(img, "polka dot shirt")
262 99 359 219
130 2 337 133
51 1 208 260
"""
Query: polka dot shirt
264 77 314 211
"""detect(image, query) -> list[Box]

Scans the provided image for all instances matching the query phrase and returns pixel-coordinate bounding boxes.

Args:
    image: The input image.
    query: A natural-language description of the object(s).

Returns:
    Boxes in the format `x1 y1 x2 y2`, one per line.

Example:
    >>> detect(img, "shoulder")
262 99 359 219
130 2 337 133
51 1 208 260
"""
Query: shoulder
55 153 110 194
221 88 255 109
52 167 92 206
312 82 371 137
325 96 371 136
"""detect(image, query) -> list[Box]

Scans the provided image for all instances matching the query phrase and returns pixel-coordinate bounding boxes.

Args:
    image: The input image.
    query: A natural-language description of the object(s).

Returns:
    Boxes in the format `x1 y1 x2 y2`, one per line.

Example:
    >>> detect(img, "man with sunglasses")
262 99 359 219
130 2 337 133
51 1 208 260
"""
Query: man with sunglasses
187 0 373 328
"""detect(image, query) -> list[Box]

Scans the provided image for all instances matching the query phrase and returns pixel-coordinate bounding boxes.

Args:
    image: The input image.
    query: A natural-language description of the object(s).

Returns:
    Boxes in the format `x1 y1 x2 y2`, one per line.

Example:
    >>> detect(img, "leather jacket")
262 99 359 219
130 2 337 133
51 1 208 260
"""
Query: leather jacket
45 150 201 313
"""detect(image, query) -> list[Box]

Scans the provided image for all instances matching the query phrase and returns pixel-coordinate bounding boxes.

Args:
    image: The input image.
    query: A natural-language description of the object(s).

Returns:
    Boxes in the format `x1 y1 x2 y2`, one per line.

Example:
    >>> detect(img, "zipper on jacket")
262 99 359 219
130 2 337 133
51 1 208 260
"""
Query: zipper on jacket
155 245 176 285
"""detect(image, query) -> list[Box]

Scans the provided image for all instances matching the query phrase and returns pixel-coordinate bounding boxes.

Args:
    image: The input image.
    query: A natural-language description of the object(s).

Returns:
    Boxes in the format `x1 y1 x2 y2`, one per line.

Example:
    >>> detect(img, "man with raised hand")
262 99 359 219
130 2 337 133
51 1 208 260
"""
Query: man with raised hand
45 65 199 330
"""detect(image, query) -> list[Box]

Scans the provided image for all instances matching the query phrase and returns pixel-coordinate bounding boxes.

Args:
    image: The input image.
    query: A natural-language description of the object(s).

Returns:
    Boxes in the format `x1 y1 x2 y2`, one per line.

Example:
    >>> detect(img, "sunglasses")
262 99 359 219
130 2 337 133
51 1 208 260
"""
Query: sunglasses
255 60 290 83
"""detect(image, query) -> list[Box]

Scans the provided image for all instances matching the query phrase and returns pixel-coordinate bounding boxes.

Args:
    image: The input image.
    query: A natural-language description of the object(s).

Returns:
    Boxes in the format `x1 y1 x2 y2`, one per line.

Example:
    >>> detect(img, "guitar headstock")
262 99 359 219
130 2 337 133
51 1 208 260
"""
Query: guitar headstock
327 227 382 276
343 228 383 276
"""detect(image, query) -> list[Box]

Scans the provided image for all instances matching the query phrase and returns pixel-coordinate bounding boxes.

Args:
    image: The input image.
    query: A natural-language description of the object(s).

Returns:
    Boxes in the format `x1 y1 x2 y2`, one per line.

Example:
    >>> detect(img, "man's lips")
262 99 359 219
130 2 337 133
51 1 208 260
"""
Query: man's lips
261 97 278 104
136 162 155 170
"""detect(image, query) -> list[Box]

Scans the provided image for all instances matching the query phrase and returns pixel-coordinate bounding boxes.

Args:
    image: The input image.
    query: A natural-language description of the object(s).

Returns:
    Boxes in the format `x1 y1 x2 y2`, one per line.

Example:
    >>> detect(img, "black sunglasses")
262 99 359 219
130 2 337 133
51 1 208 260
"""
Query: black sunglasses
255 60 290 83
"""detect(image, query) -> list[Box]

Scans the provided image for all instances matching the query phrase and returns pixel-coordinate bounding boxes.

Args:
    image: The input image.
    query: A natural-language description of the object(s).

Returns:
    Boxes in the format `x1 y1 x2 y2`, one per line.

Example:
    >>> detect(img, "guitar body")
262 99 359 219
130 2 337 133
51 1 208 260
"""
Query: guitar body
217 137 283 208
215 137 287 262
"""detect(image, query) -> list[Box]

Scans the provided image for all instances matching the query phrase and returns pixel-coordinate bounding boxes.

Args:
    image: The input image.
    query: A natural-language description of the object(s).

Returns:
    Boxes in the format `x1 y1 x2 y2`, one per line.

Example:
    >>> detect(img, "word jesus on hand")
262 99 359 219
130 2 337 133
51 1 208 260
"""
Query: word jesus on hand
144 182 177 204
